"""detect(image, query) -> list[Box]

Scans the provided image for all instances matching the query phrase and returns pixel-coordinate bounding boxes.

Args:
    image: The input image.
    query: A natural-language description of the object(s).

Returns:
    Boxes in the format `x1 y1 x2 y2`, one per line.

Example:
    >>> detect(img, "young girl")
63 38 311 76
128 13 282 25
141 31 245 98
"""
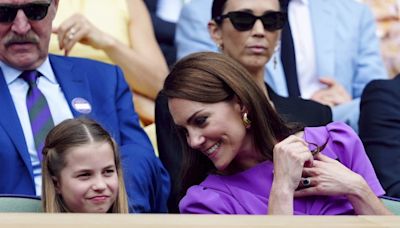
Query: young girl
42 118 129 213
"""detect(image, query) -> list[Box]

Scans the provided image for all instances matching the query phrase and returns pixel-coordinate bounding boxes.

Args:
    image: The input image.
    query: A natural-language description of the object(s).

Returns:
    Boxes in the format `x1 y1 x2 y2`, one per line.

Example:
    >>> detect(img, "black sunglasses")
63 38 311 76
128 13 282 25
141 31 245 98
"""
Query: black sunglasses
0 2 51 23
214 11 287 32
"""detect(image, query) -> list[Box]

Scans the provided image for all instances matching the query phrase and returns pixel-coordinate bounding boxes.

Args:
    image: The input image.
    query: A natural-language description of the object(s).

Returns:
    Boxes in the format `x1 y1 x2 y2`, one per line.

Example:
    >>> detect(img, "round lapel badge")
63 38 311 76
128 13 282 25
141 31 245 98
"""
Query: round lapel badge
71 97 92 114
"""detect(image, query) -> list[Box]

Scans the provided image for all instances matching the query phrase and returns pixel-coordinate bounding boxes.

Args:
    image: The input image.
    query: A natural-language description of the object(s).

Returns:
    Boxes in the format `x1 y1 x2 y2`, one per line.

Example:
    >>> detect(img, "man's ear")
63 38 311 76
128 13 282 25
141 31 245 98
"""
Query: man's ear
208 20 223 49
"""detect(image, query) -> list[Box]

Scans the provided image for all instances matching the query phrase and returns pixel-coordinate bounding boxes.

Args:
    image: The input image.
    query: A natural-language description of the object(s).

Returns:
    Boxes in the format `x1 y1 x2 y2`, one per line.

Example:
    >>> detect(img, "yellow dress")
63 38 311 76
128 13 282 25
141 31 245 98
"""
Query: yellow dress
49 0 130 64
50 0 159 156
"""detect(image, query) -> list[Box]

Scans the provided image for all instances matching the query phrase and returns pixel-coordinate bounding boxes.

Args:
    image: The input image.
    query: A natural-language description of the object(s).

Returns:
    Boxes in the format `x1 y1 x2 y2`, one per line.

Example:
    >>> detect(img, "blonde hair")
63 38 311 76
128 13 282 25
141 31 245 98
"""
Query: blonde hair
41 118 129 213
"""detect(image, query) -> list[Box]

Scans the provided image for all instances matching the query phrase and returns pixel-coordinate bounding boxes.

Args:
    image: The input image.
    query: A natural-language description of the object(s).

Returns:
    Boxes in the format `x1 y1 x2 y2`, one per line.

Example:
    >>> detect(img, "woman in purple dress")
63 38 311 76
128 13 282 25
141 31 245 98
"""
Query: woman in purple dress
161 51 390 215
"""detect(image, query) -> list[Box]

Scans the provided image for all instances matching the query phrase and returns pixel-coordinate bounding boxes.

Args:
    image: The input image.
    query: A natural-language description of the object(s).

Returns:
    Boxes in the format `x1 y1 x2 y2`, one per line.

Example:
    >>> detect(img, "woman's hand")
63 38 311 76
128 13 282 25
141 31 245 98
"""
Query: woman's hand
272 134 314 192
52 14 114 56
294 153 392 215
269 134 314 214
294 153 364 197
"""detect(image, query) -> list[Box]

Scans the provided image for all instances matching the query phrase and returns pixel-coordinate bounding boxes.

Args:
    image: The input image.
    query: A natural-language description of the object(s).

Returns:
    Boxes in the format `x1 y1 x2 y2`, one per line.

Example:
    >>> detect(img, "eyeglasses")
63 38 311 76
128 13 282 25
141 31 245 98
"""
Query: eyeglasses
0 2 51 23
214 11 287 32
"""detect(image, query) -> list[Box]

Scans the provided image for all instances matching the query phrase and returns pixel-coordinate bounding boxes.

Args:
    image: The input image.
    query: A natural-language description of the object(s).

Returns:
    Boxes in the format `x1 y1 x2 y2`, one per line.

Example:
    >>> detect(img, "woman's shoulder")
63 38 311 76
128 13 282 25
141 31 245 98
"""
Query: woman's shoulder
304 122 364 162
304 123 385 198
304 122 358 143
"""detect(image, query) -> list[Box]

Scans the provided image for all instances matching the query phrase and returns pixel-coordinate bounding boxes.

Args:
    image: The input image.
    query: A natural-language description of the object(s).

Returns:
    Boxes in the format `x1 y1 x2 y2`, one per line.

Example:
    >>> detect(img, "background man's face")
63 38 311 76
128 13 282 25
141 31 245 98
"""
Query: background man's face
0 0 58 70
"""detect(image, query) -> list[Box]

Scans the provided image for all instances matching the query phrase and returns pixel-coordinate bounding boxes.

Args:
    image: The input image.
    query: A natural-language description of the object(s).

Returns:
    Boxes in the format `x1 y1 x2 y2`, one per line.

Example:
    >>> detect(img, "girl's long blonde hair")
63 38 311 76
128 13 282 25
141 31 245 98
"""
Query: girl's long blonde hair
42 118 129 213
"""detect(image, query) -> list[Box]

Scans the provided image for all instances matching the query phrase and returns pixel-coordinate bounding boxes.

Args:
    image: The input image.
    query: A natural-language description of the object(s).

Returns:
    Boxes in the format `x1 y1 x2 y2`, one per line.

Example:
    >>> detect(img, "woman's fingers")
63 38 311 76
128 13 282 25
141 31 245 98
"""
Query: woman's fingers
53 14 94 55
278 134 308 147
273 134 316 192
54 16 77 50
62 25 86 56
294 186 319 197
314 153 335 162
296 154 364 198
301 166 319 177
298 177 314 188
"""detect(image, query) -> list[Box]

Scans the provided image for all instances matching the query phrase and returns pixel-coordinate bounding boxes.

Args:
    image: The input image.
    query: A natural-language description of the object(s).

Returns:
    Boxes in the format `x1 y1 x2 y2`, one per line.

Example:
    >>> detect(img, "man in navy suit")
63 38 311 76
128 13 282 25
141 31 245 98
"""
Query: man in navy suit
0 0 169 212
359 76 400 198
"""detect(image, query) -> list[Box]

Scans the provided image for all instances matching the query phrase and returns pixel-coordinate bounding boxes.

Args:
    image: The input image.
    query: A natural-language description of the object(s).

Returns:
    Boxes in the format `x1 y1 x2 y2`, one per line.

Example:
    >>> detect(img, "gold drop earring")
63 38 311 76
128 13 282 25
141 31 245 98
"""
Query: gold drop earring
242 112 252 128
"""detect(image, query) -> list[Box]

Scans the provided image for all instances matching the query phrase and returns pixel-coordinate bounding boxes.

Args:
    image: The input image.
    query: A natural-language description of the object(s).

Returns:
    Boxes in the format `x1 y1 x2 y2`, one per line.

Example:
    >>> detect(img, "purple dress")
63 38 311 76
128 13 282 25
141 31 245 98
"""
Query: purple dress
179 122 385 214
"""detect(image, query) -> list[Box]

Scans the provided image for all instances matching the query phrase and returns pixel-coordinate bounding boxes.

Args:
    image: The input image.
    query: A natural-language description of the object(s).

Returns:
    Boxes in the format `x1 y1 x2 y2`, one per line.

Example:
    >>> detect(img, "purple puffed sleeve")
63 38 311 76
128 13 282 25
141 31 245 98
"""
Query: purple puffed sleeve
306 122 385 197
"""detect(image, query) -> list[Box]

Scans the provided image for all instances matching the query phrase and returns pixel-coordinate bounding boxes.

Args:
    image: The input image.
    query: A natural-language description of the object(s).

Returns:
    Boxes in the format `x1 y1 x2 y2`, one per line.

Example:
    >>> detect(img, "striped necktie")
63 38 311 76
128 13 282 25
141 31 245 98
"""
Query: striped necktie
20 70 54 161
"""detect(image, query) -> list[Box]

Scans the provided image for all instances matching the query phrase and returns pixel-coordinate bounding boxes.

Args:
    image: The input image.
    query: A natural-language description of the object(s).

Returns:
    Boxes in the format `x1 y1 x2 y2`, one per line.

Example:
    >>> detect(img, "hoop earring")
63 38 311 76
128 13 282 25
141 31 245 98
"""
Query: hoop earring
218 43 224 52
242 112 252 128
273 41 281 70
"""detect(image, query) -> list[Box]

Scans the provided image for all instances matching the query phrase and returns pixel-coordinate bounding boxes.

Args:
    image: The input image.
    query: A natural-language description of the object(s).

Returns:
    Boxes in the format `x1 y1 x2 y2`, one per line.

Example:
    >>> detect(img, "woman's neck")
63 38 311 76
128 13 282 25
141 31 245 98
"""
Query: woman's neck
221 152 266 175
248 67 266 90
248 67 274 107
218 133 267 175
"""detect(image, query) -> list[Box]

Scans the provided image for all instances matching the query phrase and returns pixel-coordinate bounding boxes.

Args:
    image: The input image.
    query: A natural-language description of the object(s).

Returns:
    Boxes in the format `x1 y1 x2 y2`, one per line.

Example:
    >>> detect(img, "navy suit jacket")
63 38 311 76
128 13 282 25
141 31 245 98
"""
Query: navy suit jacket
359 75 400 198
0 54 170 212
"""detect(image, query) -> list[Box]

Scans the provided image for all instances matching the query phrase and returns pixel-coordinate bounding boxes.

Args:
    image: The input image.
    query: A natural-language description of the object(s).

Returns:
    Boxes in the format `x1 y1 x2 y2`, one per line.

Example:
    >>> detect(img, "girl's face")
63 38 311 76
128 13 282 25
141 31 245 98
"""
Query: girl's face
55 141 119 213
209 0 281 72
169 98 256 172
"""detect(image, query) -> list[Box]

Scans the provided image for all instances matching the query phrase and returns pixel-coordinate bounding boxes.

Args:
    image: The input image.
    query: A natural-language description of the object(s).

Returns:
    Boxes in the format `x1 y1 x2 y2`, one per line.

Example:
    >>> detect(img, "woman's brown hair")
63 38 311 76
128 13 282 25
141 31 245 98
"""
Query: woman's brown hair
161 52 301 196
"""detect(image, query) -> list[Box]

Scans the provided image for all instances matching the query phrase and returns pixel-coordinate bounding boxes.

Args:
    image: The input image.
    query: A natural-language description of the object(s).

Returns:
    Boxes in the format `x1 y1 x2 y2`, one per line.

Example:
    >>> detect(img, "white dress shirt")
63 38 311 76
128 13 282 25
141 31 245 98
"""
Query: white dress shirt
156 0 187 23
1 58 73 196
289 0 324 99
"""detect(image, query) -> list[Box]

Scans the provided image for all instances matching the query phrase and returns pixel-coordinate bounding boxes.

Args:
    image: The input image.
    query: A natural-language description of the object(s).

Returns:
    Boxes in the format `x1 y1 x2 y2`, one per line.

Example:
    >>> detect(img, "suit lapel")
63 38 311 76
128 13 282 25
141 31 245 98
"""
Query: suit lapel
310 0 335 77
49 55 93 118
0 70 34 176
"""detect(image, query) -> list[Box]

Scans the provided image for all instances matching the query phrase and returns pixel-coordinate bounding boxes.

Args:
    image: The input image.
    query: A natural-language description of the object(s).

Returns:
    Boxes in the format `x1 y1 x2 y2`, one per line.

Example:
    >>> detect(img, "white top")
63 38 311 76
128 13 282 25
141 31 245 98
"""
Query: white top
289 0 324 99
1 58 73 196
156 0 187 23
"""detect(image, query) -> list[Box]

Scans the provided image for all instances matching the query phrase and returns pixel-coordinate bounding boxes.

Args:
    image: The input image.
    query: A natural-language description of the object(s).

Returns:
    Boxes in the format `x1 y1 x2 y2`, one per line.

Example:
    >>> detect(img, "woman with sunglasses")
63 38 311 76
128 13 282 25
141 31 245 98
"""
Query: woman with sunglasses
163 51 390 215
207 0 333 126
155 0 331 212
